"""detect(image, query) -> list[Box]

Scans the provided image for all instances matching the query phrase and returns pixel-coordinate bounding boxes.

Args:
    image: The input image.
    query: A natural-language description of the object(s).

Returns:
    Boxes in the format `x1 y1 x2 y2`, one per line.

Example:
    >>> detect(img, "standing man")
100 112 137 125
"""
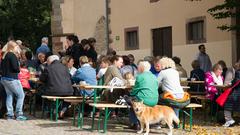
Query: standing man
36 37 50 55
196 44 212 72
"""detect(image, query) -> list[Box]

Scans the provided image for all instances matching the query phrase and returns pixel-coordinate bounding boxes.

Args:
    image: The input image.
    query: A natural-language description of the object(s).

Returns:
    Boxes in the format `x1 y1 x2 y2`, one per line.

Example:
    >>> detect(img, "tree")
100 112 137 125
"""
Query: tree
0 0 51 51
208 0 240 31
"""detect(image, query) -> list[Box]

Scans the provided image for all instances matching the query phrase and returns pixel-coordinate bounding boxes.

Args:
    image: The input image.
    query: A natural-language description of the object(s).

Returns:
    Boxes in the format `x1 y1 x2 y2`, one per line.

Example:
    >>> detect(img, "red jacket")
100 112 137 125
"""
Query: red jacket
19 68 30 89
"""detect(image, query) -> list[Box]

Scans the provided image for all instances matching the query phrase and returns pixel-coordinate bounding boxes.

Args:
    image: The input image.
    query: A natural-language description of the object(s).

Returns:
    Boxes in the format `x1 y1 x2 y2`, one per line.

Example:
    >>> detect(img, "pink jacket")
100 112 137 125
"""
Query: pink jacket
19 68 30 89
205 71 223 101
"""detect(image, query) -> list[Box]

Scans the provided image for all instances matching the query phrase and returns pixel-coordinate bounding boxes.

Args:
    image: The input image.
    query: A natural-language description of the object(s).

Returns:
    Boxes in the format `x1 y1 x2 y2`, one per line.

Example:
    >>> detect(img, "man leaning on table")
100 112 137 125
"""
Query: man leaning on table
40 55 74 118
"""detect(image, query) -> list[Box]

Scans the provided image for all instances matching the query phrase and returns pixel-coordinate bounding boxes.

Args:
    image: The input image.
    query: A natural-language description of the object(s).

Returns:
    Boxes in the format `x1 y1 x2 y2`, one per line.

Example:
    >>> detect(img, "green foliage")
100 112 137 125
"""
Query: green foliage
0 0 51 51
208 0 240 31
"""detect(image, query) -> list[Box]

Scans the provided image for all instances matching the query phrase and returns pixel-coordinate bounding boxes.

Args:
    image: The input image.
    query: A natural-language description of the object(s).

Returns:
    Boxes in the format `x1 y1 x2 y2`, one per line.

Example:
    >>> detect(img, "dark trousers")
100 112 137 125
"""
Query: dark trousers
0 82 6 118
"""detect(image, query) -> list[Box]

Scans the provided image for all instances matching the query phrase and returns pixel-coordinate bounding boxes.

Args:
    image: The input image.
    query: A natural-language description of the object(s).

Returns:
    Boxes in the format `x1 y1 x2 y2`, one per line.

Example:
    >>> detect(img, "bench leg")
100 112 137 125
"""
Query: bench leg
32 93 36 116
55 99 59 121
50 102 53 121
98 110 102 132
91 105 96 131
190 108 193 132
73 104 76 126
41 98 45 119
77 104 82 128
103 107 109 133
182 110 185 130
91 90 97 131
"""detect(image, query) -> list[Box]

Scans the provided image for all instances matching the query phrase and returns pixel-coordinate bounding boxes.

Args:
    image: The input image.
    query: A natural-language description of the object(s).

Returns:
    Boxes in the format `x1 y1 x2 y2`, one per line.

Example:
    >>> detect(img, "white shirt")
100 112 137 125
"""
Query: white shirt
158 68 184 97
97 68 108 79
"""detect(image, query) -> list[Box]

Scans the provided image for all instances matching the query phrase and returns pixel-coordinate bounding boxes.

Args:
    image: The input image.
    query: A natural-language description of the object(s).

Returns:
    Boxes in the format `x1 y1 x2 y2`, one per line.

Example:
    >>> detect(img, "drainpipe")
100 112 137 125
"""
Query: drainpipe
105 0 109 50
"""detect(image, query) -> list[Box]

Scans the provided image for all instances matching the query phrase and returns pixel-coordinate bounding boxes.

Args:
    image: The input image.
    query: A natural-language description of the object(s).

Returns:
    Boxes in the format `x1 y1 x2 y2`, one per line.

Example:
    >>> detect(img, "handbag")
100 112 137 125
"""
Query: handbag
216 80 240 107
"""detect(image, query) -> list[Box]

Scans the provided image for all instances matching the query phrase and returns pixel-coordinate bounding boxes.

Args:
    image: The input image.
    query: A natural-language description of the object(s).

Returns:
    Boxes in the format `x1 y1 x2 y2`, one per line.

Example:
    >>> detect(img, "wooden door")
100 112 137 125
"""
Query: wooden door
152 27 172 57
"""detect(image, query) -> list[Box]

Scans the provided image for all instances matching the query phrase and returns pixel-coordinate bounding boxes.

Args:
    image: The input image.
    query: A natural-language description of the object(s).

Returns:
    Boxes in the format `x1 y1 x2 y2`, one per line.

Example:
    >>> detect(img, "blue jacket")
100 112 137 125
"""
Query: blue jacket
72 64 97 96
36 44 50 55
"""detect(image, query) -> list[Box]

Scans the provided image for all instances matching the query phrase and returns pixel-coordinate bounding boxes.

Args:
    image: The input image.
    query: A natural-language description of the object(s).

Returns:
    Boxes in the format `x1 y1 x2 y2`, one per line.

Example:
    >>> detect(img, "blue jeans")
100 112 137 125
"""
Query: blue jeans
1 79 25 117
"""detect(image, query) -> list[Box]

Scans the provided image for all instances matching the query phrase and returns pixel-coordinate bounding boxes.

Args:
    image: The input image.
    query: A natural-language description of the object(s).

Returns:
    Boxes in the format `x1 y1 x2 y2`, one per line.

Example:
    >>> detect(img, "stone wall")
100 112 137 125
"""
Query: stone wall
51 0 64 54
94 16 107 55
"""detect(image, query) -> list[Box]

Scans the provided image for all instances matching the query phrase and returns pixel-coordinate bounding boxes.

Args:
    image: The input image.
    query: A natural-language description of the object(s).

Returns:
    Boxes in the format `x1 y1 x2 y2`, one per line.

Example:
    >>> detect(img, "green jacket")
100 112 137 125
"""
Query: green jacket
130 71 159 107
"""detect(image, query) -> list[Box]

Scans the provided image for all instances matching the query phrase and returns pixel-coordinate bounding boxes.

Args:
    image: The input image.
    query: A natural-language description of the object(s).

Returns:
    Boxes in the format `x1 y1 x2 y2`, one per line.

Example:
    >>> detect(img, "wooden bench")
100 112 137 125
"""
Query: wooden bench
180 103 202 132
41 95 83 121
88 103 128 133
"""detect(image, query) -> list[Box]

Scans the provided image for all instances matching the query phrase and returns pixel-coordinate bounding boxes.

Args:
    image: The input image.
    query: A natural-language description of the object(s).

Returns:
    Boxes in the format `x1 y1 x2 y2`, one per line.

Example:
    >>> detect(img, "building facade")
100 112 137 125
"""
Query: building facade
52 0 237 74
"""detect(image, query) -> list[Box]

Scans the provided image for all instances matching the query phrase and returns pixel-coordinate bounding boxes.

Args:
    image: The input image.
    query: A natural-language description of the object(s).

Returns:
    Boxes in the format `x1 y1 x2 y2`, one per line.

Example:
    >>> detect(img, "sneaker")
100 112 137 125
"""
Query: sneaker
7 116 14 120
16 116 27 121
223 120 235 127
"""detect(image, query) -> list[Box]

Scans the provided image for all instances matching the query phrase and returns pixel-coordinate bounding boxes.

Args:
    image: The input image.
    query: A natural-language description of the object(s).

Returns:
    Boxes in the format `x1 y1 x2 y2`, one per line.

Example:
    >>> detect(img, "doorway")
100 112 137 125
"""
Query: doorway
152 26 172 57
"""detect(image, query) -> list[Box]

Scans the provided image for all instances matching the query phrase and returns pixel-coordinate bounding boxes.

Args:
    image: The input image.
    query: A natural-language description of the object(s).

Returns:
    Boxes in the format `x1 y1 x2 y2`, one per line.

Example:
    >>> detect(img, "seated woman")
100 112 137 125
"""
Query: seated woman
129 61 159 129
223 61 240 127
61 55 77 76
120 55 137 78
172 56 187 78
103 55 126 102
205 63 224 101
189 60 205 92
72 56 97 96
205 63 223 117
157 57 184 117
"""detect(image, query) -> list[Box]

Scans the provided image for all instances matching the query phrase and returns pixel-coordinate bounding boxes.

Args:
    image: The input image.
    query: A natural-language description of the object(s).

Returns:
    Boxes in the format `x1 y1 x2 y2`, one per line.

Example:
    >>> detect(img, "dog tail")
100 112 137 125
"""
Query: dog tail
172 113 180 125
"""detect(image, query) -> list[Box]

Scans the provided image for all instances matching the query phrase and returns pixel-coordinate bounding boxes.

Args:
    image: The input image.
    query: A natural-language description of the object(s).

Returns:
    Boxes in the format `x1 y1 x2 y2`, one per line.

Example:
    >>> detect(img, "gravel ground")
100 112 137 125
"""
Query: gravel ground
0 110 239 135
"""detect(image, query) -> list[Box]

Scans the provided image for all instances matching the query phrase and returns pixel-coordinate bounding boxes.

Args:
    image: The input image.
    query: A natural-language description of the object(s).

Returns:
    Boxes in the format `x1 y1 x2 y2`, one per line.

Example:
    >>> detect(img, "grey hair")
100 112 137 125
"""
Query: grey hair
138 61 151 71
47 55 59 64
42 37 48 43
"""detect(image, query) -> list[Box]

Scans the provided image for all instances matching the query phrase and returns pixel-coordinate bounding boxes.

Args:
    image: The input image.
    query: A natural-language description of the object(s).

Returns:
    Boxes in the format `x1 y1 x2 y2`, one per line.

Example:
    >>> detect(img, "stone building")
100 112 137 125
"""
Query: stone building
51 0 239 74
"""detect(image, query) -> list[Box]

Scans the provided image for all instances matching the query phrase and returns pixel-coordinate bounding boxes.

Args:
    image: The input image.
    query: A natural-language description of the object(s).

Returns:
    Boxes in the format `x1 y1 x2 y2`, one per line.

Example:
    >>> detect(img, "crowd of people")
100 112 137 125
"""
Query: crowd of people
0 36 239 130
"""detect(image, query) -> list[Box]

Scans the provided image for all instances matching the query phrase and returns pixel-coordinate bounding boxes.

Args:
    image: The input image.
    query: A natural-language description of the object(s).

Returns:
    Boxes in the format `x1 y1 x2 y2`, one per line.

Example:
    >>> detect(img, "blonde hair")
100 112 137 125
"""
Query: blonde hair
2 41 17 59
159 57 176 69
79 56 89 64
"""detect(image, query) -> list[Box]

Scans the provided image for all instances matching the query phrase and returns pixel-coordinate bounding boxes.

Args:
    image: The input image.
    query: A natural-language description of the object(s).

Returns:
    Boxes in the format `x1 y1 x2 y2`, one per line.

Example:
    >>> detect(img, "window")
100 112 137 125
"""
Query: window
150 0 160 3
186 16 206 44
125 27 139 50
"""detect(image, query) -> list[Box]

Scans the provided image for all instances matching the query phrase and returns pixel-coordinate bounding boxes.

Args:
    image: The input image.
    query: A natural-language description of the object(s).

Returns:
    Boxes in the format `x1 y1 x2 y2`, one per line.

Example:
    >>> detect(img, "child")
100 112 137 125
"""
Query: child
97 56 110 80
19 61 31 90
124 72 135 86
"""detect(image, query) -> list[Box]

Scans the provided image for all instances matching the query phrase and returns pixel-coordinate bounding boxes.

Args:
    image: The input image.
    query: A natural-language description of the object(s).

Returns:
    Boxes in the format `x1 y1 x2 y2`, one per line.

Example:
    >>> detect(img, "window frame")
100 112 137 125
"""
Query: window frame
186 16 206 44
124 27 139 50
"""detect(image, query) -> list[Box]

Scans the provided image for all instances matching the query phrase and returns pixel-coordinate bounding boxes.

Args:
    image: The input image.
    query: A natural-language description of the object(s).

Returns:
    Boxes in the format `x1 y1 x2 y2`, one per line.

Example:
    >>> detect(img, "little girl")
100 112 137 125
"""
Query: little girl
19 61 31 90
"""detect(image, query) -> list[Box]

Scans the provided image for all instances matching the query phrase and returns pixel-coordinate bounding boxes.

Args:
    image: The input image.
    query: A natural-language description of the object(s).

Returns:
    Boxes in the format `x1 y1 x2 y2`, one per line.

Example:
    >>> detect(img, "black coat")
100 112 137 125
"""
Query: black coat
224 69 240 112
40 60 74 96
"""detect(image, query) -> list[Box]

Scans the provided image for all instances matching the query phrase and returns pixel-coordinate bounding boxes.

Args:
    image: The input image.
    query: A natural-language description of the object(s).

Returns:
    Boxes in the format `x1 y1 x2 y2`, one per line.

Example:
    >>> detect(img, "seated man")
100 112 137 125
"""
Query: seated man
40 55 74 118
129 61 159 130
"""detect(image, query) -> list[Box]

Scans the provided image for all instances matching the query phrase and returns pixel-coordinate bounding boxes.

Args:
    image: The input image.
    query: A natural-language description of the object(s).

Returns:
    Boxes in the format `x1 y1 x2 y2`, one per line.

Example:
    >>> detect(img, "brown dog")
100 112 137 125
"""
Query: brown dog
132 101 179 135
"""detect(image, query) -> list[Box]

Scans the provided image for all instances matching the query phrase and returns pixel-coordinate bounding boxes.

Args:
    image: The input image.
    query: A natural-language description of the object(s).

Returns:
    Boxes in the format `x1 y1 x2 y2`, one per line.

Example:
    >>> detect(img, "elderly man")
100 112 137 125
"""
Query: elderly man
40 55 74 96
40 55 74 118
129 61 159 130
36 37 50 55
